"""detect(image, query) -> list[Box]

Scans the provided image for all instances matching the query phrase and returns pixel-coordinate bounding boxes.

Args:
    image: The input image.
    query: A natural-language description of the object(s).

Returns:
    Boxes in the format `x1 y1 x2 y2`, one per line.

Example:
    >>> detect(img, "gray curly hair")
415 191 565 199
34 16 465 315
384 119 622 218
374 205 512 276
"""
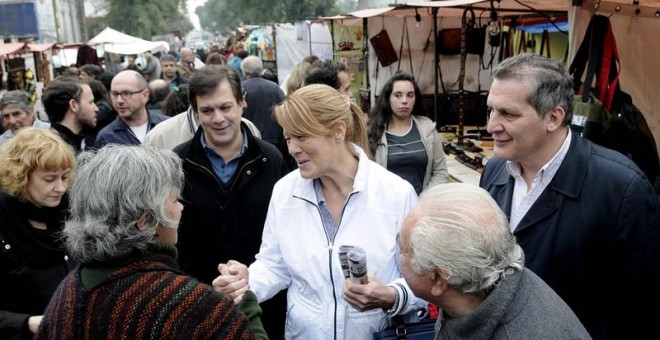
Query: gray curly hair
63 145 184 263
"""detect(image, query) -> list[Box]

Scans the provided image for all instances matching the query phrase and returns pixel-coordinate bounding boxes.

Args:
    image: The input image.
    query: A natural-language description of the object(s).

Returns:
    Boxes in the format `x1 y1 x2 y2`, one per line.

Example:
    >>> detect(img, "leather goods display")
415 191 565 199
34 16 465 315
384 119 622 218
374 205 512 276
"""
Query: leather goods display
370 29 398 67
435 91 489 127
569 14 659 186
436 28 462 55
571 94 612 142
436 7 485 56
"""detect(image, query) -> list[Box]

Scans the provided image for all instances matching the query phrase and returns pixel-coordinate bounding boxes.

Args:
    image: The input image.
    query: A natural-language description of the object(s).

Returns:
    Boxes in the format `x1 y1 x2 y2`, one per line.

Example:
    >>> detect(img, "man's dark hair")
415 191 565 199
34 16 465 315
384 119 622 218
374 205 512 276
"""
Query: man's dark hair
42 77 84 123
80 64 103 79
163 84 190 117
160 54 177 63
189 65 243 113
304 60 344 90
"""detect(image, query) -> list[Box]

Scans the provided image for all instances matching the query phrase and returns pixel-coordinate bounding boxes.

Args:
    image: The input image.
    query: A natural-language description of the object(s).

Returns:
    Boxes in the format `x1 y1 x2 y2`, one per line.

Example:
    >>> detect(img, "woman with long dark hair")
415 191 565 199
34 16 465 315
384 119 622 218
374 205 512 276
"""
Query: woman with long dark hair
367 72 449 194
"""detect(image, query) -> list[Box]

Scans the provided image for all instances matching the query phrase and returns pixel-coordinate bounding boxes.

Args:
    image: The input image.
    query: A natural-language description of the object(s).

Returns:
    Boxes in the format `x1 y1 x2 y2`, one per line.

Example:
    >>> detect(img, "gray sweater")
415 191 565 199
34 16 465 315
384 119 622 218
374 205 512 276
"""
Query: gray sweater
435 268 591 339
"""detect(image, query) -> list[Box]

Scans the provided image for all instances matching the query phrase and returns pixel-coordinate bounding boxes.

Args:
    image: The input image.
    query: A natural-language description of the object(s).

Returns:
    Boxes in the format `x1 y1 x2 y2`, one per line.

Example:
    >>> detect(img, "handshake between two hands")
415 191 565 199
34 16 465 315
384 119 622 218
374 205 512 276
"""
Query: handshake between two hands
212 247 397 313
212 260 250 305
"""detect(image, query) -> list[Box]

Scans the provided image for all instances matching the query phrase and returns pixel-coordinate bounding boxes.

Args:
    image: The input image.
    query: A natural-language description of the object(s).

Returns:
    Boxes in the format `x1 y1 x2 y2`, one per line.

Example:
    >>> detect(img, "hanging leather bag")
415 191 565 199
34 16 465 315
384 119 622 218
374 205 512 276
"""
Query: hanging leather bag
437 8 485 56
370 29 398 67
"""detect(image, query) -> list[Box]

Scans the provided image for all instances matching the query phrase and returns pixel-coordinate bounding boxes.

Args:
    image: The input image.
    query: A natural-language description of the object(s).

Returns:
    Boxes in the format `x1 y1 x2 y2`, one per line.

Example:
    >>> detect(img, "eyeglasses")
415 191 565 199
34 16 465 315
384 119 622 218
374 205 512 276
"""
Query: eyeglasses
109 89 145 100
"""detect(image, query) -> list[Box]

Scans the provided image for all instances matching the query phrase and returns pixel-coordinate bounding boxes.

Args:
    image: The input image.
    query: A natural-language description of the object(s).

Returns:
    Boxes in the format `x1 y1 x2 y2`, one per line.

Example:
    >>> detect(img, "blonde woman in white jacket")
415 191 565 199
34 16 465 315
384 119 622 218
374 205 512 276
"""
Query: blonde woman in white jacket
368 72 450 195
213 84 426 340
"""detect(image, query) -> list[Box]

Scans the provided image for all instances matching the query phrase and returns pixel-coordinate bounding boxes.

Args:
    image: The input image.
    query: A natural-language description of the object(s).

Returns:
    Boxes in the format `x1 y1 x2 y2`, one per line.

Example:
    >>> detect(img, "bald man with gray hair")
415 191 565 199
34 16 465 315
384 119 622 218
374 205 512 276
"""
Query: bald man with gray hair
399 183 590 339
177 47 205 79
240 56 290 166
240 55 263 79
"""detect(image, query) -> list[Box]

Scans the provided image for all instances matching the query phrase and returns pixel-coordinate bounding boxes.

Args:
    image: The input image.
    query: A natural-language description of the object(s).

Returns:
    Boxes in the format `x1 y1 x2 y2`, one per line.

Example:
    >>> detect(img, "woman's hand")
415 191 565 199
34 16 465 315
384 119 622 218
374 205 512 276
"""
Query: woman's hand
212 260 250 305
343 274 397 312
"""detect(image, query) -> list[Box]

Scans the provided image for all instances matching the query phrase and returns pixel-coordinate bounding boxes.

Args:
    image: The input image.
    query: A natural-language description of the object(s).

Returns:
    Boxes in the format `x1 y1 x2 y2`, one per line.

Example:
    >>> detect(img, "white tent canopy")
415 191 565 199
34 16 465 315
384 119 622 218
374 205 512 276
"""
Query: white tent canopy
88 27 170 55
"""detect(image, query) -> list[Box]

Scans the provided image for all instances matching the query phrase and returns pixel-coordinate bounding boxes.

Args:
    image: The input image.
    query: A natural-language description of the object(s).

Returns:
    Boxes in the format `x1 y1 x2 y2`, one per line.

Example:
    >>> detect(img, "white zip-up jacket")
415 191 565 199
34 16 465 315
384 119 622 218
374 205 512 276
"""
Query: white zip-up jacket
249 145 426 340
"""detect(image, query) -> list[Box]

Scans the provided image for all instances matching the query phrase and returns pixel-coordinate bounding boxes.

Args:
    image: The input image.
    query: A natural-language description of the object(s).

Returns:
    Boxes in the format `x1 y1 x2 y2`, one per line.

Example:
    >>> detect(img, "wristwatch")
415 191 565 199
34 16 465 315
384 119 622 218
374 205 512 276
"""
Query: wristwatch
386 287 400 316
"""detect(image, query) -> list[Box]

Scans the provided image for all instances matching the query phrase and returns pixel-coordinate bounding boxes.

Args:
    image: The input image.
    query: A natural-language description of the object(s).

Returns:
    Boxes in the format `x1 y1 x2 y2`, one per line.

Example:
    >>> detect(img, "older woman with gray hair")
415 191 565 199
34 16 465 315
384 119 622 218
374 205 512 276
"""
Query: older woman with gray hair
36 145 265 340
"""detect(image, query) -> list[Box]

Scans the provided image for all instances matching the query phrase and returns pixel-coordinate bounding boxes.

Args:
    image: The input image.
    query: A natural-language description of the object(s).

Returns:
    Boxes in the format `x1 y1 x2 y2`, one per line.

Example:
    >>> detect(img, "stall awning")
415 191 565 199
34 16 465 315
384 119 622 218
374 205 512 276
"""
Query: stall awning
0 42 27 56
27 43 54 53
348 7 397 18
88 27 170 55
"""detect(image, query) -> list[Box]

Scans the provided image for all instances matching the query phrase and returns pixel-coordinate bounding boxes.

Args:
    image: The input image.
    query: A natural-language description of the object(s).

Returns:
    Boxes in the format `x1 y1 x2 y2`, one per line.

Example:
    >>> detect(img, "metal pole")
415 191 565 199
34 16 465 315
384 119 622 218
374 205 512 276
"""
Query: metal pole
308 22 312 55
362 17 370 112
432 7 439 127
330 20 335 61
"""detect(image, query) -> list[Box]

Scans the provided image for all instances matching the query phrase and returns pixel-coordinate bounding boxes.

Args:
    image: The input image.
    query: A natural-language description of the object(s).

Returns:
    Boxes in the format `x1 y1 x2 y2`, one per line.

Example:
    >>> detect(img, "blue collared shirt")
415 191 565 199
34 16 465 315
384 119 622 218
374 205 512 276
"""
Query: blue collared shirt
201 127 248 184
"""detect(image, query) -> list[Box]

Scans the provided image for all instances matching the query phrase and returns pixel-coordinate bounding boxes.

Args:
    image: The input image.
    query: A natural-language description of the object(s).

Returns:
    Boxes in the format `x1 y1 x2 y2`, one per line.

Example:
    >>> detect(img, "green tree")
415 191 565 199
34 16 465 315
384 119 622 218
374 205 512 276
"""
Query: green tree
197 0 339 34
104 0 193 39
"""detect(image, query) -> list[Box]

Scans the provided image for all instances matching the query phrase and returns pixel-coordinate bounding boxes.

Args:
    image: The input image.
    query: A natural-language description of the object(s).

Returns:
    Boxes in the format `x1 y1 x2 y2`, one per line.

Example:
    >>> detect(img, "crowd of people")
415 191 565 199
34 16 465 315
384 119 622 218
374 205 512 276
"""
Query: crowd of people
0 45 658 340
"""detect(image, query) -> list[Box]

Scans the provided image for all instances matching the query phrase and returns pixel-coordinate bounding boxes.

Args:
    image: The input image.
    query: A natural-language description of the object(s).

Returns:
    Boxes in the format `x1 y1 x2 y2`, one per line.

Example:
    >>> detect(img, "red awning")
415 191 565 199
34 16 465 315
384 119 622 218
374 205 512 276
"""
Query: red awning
0 42 27 56
27 43 54 53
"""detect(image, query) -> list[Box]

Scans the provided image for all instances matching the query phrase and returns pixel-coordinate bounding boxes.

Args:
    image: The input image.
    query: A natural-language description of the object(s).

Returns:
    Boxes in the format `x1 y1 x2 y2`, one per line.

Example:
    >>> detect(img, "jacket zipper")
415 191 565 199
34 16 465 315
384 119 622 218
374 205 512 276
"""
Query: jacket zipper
295 191 357 340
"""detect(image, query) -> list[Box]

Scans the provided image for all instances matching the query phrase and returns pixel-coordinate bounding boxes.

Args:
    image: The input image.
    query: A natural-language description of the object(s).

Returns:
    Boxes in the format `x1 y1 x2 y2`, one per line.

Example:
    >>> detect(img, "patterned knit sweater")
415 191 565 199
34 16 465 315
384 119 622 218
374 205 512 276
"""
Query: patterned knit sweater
36 244 257 340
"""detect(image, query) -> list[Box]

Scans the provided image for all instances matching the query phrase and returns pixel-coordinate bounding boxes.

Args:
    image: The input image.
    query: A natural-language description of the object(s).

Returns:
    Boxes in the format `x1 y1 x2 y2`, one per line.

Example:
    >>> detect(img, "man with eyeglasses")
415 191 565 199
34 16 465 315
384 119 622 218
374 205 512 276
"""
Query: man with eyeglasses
95 70 169 148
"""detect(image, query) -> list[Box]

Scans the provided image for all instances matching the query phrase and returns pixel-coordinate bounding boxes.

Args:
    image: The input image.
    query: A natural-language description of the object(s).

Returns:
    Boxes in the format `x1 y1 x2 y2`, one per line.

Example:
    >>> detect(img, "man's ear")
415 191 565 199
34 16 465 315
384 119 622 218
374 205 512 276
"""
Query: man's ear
69 98 79 113
141 89 150 104
546 106 565 132
430 268 448 297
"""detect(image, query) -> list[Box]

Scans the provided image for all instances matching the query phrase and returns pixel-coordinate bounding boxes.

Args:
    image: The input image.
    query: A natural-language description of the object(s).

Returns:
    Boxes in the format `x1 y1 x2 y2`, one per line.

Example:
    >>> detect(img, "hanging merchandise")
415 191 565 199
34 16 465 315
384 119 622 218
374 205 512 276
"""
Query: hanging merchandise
436 7 485 56
569 14 659 185
76 45 100 67
4 56 37 105
338 25 354 51
396 17 414 74
370 30 398 67
539 29 551 58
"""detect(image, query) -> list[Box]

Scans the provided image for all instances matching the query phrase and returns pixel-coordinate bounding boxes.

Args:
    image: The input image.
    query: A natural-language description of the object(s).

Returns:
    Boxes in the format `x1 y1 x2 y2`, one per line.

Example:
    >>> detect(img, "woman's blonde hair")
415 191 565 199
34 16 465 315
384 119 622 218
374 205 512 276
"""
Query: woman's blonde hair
274 84 369 156
0 127 75 199
285 61 312 96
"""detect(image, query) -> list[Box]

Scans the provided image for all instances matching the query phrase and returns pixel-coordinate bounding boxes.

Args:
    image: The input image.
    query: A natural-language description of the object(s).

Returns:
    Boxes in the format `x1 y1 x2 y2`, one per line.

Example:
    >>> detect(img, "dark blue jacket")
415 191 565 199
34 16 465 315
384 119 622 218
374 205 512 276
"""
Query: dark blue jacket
94 111 169 147
480 134 660 339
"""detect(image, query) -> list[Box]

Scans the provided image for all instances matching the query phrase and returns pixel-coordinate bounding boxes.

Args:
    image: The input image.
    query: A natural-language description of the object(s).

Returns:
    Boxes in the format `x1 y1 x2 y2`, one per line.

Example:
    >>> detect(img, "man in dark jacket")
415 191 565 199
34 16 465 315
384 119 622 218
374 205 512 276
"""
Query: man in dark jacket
479 53 660 339
95 70 168 147
174 65 289 340
241 56 285 147
241 56 293 169
42 77 98 153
